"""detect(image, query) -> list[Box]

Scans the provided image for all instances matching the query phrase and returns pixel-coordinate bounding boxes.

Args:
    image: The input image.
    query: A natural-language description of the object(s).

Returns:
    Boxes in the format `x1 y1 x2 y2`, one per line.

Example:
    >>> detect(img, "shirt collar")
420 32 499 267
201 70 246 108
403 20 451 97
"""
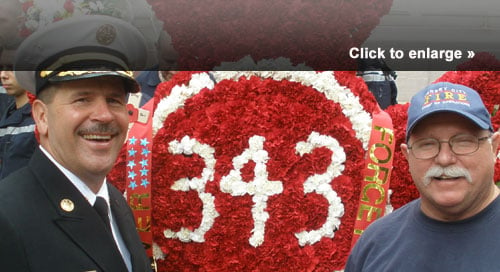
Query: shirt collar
39 145 109 205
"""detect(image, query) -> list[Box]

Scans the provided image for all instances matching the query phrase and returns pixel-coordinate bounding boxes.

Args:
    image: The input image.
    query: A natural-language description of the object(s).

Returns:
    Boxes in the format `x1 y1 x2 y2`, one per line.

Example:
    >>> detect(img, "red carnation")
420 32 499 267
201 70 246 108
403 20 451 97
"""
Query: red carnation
64 0 74 14
21 1 33 12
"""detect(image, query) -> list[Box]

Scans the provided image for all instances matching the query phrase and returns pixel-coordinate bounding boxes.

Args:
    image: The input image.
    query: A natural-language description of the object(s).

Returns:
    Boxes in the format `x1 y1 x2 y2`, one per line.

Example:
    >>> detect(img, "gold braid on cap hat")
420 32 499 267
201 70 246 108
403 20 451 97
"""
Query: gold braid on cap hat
40 70 134 79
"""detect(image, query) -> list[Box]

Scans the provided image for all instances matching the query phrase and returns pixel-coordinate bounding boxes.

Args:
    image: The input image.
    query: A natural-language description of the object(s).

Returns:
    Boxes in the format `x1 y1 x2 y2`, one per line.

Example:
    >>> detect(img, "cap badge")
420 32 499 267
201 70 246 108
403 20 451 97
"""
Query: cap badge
96 24 117 45
422 89 470 110
60 198 75 212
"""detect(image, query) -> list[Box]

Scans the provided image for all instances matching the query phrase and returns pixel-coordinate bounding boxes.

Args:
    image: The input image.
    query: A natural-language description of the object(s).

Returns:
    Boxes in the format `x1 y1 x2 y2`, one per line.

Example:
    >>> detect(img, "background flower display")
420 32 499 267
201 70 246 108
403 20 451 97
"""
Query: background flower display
145 0 393 70
108 70 500 271
109 70 387 271
19 0 130 36
18 0 163 67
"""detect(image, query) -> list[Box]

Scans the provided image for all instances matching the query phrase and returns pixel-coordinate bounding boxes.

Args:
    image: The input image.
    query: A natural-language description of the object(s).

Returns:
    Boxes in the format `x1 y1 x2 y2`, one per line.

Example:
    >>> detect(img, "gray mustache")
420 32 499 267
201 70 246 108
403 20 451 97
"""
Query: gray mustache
423 165 472 185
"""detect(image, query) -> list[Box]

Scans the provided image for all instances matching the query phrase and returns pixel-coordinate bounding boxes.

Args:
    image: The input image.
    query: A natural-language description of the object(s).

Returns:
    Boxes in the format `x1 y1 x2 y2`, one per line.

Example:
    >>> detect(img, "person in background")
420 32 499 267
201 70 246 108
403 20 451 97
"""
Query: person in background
0 51 15 116
135 69 178 107
0 50 37 179
345 82 500 271
0 76 14 115
0 15 152 271
135 30 178 107
357 58 398 109
0 0 23 115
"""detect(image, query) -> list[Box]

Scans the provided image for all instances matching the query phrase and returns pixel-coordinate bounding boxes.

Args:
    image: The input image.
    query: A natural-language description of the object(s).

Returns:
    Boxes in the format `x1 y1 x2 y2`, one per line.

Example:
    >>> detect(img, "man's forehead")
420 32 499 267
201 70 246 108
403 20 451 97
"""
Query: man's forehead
53 76 127 92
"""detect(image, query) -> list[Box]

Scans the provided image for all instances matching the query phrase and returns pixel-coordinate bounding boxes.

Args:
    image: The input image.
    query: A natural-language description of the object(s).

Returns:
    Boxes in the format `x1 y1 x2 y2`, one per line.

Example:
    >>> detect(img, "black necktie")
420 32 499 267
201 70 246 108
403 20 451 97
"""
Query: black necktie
94 196 111 230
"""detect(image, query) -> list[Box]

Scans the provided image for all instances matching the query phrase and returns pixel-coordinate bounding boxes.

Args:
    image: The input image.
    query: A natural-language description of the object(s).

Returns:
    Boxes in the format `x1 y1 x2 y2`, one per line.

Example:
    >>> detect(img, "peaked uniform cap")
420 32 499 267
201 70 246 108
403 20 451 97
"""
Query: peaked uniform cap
14 15 148 95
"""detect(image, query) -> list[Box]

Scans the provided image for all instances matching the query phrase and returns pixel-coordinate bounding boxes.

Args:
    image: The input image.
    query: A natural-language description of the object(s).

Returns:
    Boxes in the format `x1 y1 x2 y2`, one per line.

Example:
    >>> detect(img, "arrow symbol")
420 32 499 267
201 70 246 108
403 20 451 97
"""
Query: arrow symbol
467 51 475 58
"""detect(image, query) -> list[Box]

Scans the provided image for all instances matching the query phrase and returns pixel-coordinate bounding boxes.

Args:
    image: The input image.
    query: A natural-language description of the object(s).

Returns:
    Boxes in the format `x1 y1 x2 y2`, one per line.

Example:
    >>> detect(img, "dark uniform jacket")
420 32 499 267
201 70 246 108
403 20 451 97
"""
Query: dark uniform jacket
0 148 152 272
0 93 14 118
0 102 37 179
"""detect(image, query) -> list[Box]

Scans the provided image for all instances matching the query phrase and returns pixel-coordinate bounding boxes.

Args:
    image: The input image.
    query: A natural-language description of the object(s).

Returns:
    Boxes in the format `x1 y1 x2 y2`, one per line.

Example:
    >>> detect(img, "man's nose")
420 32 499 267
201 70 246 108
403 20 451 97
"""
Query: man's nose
434 141 457 166
90 99 115 122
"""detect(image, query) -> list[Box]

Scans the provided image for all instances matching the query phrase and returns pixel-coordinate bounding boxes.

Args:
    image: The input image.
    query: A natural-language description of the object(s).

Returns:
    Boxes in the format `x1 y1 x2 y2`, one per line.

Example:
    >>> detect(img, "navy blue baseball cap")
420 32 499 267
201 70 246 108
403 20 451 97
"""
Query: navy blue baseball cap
406 82 493 142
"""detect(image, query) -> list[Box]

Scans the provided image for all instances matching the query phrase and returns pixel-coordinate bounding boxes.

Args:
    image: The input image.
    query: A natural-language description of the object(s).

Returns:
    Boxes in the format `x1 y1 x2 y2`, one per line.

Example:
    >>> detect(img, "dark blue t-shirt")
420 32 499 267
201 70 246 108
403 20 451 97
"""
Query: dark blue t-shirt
346 197 500 272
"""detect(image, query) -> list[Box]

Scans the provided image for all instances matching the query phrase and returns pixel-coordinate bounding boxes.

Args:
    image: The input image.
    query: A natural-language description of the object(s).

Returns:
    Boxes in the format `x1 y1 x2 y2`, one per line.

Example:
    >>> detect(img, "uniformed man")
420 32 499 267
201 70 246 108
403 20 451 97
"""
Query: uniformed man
0 14 152 271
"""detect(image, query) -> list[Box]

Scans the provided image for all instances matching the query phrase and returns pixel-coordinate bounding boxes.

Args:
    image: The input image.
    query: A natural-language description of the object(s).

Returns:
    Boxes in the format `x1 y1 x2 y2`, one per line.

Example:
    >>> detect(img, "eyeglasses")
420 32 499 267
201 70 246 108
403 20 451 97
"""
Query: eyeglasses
408 134 491 160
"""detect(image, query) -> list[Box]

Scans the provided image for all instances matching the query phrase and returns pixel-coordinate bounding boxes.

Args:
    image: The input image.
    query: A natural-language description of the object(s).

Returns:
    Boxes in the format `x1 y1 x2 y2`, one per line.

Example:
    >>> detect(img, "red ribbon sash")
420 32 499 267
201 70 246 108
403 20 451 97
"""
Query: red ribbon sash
351 108 395 248
126 94 153 257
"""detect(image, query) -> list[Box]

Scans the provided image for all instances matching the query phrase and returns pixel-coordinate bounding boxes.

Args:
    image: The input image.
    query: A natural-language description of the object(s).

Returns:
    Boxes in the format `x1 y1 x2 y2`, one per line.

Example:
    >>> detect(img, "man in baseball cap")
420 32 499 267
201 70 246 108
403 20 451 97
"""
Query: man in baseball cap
346 82 500 271
0 15 152 272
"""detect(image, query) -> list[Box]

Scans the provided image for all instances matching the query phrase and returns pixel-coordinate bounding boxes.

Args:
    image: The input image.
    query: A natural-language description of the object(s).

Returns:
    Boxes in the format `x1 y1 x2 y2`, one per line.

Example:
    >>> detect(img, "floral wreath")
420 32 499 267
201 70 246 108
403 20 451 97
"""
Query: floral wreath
109 66 386 271
19 0 128 36
18 0 163 67
145 0 393 70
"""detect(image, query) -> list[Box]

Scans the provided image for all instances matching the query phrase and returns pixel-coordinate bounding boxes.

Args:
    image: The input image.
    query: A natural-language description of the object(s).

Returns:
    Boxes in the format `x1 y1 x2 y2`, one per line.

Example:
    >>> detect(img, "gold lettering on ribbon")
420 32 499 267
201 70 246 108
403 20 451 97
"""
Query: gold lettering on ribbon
364 164 390 185
358 125 394 212
352 116 396 248
356 203 383 222
374 126 393 144
137 216 152 232
369 143 392 164
360 183 385 205
353 229 364 235
129 193 150 210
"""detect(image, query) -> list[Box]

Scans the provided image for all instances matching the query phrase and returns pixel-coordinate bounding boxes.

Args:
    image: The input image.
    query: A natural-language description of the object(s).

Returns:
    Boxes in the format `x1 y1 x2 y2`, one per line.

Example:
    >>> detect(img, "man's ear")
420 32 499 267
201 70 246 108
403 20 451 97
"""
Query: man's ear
32 100 48 137
491 131 500 162
401 143 410 161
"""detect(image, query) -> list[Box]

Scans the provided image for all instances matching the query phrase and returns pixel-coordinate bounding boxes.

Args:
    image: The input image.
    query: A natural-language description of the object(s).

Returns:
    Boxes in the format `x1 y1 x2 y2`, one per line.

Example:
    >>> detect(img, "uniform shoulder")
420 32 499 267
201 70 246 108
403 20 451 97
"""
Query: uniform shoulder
0 167 36 200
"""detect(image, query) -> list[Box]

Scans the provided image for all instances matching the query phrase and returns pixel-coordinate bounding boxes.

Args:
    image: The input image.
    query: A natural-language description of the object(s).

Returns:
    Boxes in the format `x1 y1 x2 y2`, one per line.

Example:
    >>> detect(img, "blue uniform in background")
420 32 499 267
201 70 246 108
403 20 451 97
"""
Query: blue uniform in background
135 70 161 107
0 92 14 117
0 101 37 179
357 59 398 110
